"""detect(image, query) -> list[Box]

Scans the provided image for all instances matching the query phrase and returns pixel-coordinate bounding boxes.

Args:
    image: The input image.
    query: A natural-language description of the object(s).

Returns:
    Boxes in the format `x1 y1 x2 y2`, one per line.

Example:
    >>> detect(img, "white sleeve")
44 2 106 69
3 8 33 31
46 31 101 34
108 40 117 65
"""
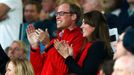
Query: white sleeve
0 0 18 10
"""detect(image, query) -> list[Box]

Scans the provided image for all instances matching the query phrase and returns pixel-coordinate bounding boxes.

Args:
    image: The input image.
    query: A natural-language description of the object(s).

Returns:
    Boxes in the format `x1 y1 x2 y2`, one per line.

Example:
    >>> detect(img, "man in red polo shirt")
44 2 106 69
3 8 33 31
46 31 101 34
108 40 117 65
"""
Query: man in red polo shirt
27 2 85 75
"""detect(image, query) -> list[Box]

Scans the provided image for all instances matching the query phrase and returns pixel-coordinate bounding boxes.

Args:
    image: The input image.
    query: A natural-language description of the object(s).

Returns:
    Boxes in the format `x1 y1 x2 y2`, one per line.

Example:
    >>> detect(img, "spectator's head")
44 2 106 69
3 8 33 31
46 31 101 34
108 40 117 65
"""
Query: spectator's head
8 40 27 59
114 28 134 59
24 1 41 23
102 0 115 12
41 0 57 13
81 11 112 51
56 2 82 30
103 0 129 12
123 29 134 55
82 0 103 13
112 55 134 75
5 59 34 75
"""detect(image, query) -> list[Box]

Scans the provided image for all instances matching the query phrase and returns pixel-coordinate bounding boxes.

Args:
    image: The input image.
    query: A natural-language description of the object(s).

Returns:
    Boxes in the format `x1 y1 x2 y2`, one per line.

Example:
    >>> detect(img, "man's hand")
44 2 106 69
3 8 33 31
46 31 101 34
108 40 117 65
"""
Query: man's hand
36 28 50 46
26 24 39 49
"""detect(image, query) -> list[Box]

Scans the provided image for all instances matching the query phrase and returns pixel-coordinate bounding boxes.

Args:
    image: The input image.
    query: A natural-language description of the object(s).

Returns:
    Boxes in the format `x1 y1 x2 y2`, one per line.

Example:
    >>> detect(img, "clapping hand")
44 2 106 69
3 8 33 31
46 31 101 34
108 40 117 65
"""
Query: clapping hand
26 24 39 49
35 28 50 47
54 39 73 59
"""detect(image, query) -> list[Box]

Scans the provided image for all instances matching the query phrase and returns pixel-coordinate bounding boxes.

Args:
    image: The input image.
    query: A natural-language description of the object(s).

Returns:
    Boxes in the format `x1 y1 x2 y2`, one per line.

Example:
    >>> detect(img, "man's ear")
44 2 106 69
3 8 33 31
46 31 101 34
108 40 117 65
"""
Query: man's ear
71 14 77 21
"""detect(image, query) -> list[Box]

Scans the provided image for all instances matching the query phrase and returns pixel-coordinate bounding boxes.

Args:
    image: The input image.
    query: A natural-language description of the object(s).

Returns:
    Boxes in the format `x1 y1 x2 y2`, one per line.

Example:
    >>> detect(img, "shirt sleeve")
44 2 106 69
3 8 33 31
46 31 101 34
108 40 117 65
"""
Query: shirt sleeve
30 46 47 75
0 0 18 10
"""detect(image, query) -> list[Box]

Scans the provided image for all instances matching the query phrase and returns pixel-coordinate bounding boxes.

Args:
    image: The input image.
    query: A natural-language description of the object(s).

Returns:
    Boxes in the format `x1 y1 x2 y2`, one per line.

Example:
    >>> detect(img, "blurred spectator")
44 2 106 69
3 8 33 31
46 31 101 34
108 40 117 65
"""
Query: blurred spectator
77 0 84 5
0 0 23 50
114 28 134 59
105 0 134 34
39 9 48 21
24 1 41 23
34 0 57 39
112 55 134 75
21 0 57 59
20 1 41 59
0 40 27 75
82 0 103 13
5 58 34 75
103 0 128 13
41 0 57 20
8 40 27 59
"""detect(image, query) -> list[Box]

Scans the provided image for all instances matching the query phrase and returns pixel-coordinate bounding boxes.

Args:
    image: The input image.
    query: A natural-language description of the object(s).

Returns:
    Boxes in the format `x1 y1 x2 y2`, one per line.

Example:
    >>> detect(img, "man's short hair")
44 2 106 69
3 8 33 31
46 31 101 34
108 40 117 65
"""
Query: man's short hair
25 1 42 13
58 2 82 24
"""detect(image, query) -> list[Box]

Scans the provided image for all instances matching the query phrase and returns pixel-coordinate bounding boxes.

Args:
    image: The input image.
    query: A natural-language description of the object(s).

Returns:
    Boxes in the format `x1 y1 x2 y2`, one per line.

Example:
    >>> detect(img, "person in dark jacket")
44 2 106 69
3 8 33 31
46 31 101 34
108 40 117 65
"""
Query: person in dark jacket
105 0 134 34
0 44 9 75
54 10 113 75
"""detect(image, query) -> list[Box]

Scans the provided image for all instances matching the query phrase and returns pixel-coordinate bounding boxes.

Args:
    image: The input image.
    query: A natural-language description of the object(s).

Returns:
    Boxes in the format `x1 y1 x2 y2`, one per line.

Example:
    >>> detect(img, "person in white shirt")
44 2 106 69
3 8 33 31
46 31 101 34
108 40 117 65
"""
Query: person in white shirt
0 0 23 50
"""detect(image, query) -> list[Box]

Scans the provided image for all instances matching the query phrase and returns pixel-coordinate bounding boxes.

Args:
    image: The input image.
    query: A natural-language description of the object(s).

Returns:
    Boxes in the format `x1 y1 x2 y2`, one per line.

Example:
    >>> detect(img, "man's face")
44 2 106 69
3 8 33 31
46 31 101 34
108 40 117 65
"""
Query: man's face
114 33 127 59
24 4 39 23
56 3 73 30
8 42 24 59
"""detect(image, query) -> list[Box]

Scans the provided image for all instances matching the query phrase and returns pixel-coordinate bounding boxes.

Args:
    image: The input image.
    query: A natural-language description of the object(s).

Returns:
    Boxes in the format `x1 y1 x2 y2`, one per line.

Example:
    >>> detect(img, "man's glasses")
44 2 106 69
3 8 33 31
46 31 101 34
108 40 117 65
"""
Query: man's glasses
56 11 72 16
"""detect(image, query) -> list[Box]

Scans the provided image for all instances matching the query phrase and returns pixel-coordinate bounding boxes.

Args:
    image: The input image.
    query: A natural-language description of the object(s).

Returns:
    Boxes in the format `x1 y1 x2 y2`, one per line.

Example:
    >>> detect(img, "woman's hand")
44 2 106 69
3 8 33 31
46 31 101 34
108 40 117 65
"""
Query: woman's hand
54 39 73 59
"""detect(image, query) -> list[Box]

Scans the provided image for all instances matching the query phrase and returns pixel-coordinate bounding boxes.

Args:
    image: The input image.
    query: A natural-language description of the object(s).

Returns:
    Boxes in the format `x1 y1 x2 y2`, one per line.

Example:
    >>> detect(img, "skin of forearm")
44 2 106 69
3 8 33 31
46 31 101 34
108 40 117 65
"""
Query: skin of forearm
0 3 10 21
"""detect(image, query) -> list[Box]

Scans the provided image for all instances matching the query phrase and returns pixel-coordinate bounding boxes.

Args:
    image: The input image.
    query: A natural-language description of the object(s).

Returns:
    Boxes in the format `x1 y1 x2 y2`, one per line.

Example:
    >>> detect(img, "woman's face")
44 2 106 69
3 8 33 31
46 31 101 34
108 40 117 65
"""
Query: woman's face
80 19 95 38
5 62 16 75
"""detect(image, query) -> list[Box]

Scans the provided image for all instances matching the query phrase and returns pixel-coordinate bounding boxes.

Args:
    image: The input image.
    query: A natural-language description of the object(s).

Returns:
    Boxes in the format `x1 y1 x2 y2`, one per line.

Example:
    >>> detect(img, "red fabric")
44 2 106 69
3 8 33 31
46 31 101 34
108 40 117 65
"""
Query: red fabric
78 42 93 67
97 71 100 75
30 27 85 75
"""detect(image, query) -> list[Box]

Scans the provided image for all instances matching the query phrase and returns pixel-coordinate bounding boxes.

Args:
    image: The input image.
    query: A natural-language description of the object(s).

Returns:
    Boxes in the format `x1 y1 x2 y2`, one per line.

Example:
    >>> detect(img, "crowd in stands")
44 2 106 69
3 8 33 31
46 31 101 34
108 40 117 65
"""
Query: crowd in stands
0 0 134 75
